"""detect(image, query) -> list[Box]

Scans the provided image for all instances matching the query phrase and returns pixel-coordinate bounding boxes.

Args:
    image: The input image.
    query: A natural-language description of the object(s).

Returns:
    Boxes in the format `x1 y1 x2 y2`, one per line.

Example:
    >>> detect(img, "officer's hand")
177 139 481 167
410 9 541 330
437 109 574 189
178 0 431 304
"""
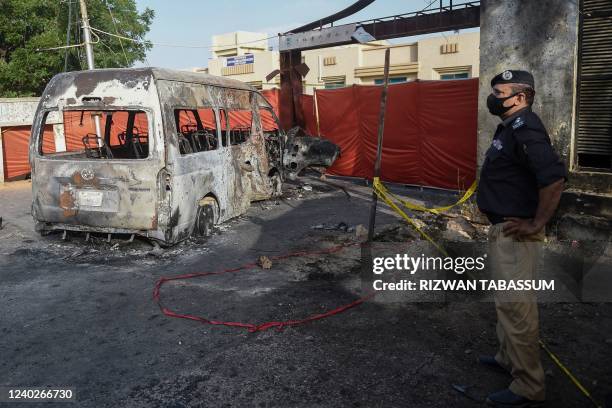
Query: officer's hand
502 217 542 237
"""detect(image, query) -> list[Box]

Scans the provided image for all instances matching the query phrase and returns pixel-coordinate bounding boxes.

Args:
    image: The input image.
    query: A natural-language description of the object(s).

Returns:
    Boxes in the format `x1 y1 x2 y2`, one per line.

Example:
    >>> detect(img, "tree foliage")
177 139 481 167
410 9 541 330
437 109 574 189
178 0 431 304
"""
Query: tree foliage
0 0 154 97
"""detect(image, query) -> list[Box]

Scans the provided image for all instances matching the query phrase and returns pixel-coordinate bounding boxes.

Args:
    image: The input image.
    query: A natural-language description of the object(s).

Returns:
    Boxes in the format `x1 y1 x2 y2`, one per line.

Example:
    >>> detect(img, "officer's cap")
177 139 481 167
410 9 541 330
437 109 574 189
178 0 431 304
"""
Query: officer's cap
490 70 535 89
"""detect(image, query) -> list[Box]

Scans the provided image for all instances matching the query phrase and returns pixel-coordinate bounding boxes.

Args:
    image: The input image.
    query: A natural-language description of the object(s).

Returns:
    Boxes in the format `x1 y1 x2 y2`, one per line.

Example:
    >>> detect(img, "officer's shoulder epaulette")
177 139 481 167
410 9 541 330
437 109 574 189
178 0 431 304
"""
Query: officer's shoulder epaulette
511 116 526 130
512 111 545 133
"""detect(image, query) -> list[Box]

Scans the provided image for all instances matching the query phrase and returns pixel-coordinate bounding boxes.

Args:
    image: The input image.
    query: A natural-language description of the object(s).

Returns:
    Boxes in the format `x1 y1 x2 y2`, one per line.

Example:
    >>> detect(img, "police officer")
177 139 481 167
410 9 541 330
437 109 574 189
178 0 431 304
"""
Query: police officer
477 70 566 407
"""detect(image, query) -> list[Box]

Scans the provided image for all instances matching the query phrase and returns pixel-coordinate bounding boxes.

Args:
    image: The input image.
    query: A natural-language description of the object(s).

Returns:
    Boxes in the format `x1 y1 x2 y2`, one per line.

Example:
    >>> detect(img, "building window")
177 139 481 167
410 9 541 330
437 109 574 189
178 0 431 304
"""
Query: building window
575 0 612 171
374 77 408 85
440 43 459 54
322 75 346 90
324 81 345 89
323 56 337 66
221 64 254 76
439 72 469 80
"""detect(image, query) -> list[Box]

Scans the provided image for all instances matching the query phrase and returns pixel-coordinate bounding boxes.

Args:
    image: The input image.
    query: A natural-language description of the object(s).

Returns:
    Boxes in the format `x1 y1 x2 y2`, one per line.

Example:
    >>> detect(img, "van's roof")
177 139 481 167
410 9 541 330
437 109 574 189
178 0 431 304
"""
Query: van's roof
56 67 257 91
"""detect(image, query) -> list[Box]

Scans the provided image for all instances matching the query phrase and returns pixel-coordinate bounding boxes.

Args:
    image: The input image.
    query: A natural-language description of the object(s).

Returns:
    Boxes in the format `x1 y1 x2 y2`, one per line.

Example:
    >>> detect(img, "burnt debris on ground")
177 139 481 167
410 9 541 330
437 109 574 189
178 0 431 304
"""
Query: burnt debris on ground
0 179 610 408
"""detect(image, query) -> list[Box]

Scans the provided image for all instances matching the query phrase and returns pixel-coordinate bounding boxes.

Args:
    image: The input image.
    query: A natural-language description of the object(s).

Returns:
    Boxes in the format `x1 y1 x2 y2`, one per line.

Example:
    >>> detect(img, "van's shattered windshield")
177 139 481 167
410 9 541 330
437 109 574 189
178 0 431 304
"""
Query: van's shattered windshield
39 109 149 159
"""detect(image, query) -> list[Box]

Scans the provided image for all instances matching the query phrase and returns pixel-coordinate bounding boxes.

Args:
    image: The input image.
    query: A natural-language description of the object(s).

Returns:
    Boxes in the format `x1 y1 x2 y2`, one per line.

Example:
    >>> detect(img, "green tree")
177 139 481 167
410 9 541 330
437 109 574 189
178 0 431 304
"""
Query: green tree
0 0 154 97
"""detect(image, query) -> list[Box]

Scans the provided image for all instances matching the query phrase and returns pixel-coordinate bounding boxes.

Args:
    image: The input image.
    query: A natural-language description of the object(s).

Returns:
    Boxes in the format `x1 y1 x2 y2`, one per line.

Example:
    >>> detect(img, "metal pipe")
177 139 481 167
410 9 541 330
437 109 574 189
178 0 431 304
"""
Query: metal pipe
78 0 103 143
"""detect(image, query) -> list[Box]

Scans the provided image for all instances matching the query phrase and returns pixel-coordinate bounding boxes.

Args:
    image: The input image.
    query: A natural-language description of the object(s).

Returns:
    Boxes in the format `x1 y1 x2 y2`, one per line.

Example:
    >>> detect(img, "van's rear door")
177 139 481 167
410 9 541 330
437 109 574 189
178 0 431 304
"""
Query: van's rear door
31 109 163 232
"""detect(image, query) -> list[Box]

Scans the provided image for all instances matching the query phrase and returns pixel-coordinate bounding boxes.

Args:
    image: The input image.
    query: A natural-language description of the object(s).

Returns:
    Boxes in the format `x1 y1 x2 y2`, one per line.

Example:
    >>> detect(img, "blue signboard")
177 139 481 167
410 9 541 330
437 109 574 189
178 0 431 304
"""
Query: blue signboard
225 54 255 67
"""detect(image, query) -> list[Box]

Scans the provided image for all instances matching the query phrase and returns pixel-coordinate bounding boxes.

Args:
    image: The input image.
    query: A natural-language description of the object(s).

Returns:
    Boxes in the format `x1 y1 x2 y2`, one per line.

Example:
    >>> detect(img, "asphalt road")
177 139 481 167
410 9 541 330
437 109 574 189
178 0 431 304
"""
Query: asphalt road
0 179 610 408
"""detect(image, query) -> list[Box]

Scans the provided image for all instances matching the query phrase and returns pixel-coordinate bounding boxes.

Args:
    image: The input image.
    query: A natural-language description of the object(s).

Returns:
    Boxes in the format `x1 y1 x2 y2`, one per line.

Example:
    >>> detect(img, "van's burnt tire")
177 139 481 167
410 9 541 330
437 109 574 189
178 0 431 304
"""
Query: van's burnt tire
195 204 215 237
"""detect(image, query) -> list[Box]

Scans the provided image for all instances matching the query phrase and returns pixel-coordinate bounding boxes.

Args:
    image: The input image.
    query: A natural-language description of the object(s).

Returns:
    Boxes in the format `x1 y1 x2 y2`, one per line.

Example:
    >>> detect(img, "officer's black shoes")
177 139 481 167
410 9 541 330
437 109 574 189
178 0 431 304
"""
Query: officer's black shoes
486 389 544 407
477 354 511 375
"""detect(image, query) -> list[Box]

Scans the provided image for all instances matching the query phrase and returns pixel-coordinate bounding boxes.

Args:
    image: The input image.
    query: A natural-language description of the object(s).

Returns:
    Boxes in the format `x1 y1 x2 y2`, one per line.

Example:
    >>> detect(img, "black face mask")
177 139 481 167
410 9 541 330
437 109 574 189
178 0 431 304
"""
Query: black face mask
487 92 518 116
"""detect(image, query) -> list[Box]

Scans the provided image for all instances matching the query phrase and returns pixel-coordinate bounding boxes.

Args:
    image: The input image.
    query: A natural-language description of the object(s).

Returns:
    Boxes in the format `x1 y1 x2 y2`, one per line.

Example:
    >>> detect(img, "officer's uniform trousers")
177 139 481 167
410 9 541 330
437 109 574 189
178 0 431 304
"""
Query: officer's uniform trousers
488 222 546 401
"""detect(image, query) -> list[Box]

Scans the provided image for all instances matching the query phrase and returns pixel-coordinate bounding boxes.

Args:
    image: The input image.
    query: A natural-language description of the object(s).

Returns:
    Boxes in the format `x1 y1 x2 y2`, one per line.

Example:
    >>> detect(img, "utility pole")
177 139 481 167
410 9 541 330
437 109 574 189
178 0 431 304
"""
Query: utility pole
79 0 96 70
78 0 103 143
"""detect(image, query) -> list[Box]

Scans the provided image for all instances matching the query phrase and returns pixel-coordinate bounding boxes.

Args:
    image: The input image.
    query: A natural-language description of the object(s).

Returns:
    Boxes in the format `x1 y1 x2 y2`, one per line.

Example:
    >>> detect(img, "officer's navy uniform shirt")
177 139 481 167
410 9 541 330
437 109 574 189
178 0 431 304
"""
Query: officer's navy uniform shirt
477 107 567 225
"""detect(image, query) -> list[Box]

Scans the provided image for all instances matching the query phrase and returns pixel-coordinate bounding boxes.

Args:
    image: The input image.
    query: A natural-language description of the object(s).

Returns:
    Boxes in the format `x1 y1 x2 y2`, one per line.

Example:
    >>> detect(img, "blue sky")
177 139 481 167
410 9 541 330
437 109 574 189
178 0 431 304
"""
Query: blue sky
134 0 478 69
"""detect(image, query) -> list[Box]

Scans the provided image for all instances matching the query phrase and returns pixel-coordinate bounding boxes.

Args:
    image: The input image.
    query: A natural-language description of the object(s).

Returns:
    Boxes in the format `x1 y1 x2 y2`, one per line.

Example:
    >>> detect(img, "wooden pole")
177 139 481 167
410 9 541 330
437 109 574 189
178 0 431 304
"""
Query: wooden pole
367 48 391 242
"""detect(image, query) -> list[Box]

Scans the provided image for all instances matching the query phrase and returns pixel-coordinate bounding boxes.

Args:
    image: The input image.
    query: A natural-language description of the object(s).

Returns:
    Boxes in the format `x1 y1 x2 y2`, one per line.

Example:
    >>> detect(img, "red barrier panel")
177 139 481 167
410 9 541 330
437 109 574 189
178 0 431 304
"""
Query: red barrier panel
301 94 318 136
257 89 277 132
2 125 55 180
259 89 316 135
315 80 478 190
261 89 279 116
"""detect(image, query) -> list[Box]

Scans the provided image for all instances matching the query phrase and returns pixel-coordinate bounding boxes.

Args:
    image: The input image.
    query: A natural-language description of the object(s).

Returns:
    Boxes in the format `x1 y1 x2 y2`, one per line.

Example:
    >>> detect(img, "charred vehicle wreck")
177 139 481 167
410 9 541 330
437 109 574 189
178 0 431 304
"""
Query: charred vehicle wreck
29 68 339 245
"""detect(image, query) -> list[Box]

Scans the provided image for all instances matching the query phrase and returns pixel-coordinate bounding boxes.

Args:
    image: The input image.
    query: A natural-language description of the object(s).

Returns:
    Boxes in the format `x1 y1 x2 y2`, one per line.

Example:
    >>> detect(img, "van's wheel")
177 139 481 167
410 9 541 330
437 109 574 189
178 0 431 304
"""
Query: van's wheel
194 197 218 237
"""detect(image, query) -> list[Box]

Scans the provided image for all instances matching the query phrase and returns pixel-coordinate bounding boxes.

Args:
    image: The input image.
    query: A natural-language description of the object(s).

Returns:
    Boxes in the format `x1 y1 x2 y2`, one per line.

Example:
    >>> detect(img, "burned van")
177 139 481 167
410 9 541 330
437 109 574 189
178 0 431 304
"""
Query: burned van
29 68 339 245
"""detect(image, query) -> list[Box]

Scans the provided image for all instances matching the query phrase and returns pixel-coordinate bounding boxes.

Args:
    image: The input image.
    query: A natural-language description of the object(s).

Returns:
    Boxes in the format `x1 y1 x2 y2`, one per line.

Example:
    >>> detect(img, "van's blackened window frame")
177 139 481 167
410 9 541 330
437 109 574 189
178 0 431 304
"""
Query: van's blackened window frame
227 109 253 146
214 89 256 147
174 107 220 155
218 108 254 147
219 108 229 147
38 108 151 160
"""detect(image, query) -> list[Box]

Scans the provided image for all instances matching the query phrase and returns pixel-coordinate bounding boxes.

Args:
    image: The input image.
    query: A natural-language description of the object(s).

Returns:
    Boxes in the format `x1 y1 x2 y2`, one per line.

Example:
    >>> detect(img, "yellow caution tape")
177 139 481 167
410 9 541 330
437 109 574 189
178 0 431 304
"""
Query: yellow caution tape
372 178 448 256
373 178 477 215
539 340 603 408
371 177 477 256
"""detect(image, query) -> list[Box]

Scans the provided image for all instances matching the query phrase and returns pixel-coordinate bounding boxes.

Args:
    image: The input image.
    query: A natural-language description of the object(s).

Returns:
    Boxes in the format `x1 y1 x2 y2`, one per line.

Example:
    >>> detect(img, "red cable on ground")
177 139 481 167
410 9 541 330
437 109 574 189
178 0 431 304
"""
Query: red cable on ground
152 242 376 333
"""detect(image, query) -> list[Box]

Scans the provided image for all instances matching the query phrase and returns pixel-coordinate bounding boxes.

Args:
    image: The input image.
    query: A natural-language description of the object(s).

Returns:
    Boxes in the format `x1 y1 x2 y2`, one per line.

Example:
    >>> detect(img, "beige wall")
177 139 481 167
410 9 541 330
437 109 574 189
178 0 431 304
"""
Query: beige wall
302 46 361 94
207 51 280 89
211 31 268 58
417 31 480 80
356 43 419 85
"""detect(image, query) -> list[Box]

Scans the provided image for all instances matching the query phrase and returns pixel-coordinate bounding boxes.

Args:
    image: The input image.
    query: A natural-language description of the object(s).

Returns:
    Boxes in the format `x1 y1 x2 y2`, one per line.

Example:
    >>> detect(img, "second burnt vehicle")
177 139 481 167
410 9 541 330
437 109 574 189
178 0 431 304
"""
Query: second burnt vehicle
29 68 339 245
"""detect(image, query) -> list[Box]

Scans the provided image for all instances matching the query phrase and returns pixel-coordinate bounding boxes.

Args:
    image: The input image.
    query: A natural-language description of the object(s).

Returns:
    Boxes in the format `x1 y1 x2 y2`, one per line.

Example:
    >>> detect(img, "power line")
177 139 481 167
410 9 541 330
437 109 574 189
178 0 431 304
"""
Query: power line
104 0 129 65
37 28 100 52
37 42 87 52
96 37 123 66
89 26 276 49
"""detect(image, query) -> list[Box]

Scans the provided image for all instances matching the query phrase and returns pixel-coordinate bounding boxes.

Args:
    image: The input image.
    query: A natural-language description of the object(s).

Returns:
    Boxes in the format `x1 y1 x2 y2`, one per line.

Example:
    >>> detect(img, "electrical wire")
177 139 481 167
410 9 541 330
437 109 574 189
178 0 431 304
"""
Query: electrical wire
104 0 129 65
36 26 101 52
36 42 87 52
89 26 276 49
96 37 122 66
